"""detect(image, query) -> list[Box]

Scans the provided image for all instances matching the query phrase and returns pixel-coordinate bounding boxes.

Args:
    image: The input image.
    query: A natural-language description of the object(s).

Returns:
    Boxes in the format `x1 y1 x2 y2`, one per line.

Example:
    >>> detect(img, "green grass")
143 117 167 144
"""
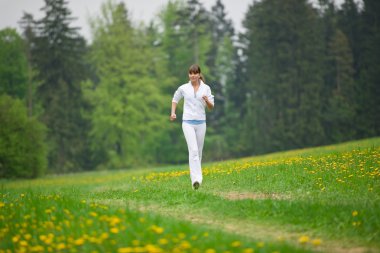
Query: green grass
1 137 379 253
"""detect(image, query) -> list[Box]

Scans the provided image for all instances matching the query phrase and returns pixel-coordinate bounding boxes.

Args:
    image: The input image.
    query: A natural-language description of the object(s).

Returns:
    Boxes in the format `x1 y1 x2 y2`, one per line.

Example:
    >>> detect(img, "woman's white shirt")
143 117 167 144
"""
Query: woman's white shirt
172 81 214 120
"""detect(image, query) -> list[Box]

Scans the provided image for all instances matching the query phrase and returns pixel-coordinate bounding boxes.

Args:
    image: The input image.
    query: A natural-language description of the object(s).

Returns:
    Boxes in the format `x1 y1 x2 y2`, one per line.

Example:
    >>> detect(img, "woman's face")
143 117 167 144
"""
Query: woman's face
189 72 200 83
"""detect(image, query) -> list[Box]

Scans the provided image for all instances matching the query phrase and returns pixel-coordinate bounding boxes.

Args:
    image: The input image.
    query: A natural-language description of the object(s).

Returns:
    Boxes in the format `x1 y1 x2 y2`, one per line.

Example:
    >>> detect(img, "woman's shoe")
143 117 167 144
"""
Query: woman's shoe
193 181 200 190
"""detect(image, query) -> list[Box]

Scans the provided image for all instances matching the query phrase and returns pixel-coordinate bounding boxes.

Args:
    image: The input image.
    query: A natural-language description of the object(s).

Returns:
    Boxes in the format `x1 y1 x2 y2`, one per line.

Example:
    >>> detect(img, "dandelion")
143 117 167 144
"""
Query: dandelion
311 239 322 246
110 227 119 234
12 235 20 243
231 241 241 247
74 238 85 246
19 240 28 247
118 247 133 253
56 243 66 250
158 238 168 245
150 225 164 234
298 235 310 244
179 241 191 249
205 249 216 253
352 211 359 217
243 249 254 253
145 244 163 253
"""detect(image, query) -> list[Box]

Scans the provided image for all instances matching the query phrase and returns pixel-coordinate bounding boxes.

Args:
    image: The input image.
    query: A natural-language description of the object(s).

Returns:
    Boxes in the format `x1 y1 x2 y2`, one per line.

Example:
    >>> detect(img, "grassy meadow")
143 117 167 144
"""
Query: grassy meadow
1 138 379 253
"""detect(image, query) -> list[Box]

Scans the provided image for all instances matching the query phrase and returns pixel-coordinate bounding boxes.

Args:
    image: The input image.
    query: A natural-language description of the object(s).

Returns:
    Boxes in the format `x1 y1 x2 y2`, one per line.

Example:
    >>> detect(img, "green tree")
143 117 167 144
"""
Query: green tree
241 0 325 154
30 0 89 172
356 0 380 137
84 1 170 169
323 29 356 142
0 28 28 99
0 94 47 178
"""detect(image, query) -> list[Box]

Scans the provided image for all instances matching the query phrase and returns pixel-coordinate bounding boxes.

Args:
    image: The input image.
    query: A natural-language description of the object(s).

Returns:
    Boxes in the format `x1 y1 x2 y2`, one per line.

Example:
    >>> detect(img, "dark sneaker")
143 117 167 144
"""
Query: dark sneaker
193 181 200 190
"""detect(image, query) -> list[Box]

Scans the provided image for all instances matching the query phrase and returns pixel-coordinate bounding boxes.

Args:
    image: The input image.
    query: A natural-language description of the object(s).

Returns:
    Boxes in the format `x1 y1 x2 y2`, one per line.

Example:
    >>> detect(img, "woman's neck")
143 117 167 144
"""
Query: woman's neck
191 80 200 86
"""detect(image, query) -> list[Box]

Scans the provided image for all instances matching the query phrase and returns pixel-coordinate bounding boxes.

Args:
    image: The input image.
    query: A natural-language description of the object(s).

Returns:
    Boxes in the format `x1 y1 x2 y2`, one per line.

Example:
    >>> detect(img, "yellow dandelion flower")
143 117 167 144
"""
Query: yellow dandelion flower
19 240 28 247
12 235 20 243
30 245 44 252
145 244 163 253
118 247 133 253
150 225 164 234
110 228 119 234
109 216 121 226
205 249 216 253
231 241 241 247
158 238 168 245
203 232 209 237
100 233 109 240
74 238 85 246
298 235 310 244
179 241 191 249
56 243 66 250
90 212 98 217
0 202 5 208
352 211 358 217
311 239 322 246
243 248 254 253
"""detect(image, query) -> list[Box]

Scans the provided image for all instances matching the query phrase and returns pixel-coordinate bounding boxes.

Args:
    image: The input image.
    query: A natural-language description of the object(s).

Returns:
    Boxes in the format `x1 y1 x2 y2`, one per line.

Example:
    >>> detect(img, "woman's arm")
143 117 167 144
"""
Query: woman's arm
202 96 214 110
170 102 177 121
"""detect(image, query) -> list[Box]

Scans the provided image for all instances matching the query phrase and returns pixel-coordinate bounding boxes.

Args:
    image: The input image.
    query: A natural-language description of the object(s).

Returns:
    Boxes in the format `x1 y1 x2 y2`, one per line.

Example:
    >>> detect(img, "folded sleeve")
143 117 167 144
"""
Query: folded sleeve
207 86 215 106
172 87 183 103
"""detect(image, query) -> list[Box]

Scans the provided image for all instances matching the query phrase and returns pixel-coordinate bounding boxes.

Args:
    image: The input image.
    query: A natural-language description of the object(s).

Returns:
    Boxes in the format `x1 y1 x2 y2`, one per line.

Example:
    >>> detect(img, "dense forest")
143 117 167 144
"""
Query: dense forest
0 0 379 178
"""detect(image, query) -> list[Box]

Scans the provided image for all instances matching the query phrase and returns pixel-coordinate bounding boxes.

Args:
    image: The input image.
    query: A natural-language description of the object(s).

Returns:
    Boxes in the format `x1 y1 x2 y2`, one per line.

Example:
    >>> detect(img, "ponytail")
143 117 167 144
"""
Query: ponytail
200 73 205 83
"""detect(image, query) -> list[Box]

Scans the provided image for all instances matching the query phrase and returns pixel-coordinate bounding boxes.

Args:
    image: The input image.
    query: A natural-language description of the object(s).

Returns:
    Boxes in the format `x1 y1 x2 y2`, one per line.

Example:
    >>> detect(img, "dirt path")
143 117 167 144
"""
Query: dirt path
95 198 377 253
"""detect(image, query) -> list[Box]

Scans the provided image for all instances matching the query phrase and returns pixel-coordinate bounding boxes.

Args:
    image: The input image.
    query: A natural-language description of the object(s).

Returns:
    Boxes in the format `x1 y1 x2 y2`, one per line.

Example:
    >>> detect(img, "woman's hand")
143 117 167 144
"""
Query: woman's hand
170 113 177 121
202 95 214 110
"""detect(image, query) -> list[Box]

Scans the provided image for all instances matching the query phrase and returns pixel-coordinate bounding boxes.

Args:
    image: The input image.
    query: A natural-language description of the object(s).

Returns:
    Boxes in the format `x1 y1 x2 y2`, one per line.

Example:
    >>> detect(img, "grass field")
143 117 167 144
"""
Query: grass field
1 137 379 253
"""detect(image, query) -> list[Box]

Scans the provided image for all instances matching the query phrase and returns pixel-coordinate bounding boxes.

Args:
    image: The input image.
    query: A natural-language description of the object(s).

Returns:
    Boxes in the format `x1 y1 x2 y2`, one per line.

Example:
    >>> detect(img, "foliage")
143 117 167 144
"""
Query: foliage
29 0 90 173
2 0 378 175
240 0 325 154
0 95 47 178
84 1 172 169
0 28 28 99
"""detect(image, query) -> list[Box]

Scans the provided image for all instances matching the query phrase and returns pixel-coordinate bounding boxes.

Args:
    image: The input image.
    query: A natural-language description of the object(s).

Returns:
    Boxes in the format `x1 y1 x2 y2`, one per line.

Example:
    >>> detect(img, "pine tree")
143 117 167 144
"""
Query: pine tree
356 0 380 137
324 29 356 142
241 0 325 154
30 0 89 172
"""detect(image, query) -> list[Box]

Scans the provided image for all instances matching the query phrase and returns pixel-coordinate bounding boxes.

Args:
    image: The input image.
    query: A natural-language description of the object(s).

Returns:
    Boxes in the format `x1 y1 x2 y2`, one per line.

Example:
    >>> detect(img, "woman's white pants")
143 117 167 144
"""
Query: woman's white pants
182 122 206 185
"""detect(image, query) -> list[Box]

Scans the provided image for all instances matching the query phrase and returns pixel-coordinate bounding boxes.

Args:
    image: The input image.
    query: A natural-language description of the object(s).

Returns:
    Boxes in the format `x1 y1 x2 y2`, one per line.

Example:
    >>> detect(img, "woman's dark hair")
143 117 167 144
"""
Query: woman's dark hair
188 64 205 82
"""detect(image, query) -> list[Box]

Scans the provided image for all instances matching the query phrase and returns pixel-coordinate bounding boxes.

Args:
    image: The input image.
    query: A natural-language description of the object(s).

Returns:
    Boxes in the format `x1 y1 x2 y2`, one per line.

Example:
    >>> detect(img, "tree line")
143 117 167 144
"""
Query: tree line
0 0 378 178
